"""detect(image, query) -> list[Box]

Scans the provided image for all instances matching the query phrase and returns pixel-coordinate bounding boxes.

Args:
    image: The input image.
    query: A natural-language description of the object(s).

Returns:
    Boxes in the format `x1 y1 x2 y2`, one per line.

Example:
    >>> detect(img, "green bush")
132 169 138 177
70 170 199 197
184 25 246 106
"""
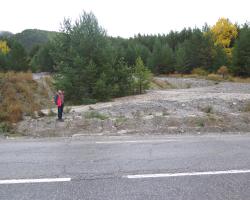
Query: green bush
85 111 108 120
115 116 128 126
0 122 12 134
197 119 205 127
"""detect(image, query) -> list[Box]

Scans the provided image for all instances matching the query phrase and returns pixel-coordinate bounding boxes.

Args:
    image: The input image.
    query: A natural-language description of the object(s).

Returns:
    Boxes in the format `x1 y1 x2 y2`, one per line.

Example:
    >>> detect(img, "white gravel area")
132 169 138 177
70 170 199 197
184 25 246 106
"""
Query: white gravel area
17 77 250 137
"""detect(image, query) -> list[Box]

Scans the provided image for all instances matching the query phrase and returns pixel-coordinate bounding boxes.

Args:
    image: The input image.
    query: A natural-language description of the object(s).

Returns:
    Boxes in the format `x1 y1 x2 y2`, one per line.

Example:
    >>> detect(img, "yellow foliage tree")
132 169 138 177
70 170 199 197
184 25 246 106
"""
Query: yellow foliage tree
211 18 238 57
0 40 10 54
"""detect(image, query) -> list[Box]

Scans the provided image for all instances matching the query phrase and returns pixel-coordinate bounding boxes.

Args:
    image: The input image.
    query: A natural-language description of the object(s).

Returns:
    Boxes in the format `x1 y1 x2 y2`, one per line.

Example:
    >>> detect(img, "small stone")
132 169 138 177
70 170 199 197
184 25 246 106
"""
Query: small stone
118 130 127 134
89 106 95 110
75 116 82 120
143 115 154 120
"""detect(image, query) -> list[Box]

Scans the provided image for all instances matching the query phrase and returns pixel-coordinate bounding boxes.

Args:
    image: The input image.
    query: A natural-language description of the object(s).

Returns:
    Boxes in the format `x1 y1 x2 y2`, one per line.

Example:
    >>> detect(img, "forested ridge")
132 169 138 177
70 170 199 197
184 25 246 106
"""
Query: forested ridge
0 11 250 103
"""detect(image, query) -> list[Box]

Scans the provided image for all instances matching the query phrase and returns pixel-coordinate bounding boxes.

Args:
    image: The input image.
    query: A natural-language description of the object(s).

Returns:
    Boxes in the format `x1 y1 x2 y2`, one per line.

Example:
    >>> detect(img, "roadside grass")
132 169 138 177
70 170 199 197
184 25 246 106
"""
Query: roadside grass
195 116 219 127
84 111 108 120
196 118 205 127
0 122 12 135
0 122 24 137
115 116 128 126
187 115 222 128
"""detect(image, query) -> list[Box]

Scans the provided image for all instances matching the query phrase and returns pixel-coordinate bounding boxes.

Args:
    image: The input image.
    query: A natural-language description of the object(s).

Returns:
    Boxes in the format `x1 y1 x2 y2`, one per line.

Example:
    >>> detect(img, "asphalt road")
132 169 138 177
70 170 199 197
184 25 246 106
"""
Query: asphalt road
0 134 250 200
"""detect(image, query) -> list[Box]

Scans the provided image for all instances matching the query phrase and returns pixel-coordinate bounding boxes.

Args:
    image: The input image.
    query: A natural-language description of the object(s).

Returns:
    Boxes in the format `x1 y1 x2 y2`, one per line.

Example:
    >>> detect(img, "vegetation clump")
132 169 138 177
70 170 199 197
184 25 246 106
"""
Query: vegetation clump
191 68 208 76
201 106 213 114
84 111 108 120
206 74 224 81
217 66 229 79
0 72 50 123
0 122 12 134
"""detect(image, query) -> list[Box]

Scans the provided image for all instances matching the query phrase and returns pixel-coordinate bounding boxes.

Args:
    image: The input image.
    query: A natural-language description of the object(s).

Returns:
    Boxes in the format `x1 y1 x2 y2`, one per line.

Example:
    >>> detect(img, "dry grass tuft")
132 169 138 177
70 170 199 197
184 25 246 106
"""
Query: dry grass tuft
231 77 250 83
3 71 33 82
206 73 224 81
201 105 213 114
0 71 50 124
150 78 174 89
191 68 208 76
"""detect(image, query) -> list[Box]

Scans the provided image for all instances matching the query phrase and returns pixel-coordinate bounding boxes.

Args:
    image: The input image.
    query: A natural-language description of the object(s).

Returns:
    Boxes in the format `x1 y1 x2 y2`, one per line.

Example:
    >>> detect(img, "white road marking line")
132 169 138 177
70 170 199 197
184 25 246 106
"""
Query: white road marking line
96 139 177 144
0 178 71 185
124 169 250 179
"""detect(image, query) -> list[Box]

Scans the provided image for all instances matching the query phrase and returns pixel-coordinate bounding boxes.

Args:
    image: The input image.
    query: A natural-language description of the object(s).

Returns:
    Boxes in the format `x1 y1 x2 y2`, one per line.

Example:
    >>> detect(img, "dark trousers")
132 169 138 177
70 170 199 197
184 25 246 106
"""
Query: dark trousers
62 104 64 113
58 106 63 119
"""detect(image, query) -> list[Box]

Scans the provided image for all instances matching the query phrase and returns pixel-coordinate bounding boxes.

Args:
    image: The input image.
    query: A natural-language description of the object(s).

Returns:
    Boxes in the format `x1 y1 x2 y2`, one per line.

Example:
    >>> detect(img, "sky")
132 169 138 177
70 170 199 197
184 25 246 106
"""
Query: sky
1 0 249 38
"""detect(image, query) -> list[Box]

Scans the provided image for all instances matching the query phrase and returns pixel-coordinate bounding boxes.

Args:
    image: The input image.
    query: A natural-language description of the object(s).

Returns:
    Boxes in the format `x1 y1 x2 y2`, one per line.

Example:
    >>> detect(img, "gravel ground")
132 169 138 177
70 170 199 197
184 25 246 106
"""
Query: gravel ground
16 77 250 137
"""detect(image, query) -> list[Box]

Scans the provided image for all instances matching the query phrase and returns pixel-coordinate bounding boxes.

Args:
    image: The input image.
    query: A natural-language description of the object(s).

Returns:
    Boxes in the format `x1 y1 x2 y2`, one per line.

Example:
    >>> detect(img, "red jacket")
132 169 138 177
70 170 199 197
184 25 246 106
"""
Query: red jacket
57 95 62 107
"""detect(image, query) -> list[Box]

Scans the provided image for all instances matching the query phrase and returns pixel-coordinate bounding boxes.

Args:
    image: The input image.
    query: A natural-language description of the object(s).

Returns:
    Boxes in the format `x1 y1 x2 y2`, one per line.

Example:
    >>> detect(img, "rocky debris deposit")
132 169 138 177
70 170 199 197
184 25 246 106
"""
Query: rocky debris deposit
16 77 250 137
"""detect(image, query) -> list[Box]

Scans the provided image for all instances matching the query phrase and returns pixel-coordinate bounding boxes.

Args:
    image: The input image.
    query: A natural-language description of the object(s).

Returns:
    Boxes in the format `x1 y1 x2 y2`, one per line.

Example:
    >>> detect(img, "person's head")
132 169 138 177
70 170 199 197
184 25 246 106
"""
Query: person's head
58 90 62 94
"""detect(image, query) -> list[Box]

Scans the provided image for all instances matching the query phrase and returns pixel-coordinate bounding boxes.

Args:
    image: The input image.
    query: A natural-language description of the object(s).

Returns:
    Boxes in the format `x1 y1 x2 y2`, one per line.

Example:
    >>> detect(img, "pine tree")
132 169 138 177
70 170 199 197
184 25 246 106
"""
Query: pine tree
133 57 152 94
232 26 250 76
175 44 189 74
52 11 112 103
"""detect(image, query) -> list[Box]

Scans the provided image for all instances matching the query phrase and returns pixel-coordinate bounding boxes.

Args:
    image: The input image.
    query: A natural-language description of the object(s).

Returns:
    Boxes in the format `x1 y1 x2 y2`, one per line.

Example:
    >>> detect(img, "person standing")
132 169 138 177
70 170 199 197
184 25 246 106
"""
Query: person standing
61 90 65 114
55 90 63 121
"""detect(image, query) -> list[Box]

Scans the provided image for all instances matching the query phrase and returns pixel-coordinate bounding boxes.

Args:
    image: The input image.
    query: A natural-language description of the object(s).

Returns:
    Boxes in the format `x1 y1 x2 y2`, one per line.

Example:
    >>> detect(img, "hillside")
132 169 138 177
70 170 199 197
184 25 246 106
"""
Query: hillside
0 31 14 38
14 29 58 52
0 72 54 134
